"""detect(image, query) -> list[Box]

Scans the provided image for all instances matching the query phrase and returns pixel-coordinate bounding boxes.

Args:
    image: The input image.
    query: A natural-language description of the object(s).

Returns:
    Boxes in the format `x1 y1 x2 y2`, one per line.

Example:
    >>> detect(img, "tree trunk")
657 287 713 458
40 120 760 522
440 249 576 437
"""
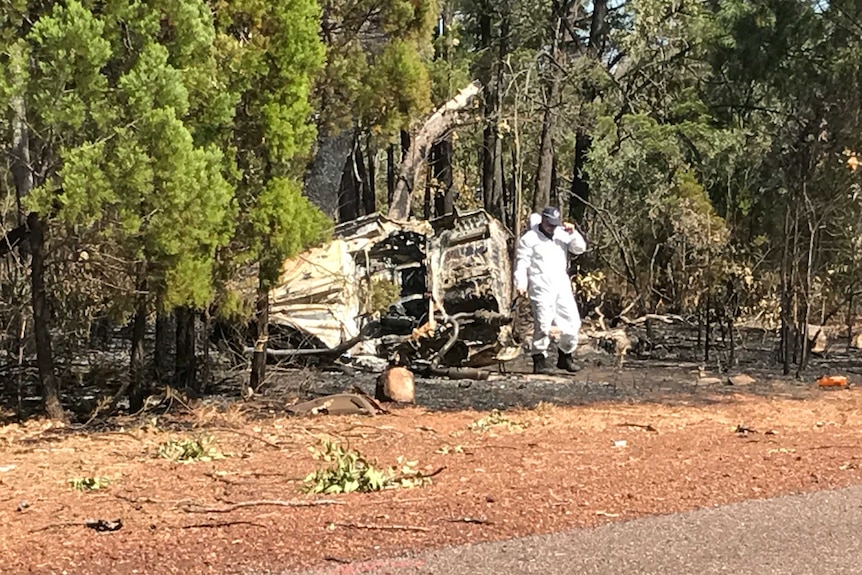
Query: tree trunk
569 133 592 223
423 169 433 220
11 66 31 227
337 138 363 223
128 275 148 413
199 305 211 395
780 198 794 375
588 0 608 54
480 5 506 221
430 136 454 217
304 129 356 219
175 306 196 389
154 308 172 383
387 144 396 206
567 0 607 222
847 289 855 351
798 184 817 374
388 82 482 220
11 44 64 421
364 134 377 216
430 9 455 218
28 213 65 421
534 15 563 212
249 281 269 393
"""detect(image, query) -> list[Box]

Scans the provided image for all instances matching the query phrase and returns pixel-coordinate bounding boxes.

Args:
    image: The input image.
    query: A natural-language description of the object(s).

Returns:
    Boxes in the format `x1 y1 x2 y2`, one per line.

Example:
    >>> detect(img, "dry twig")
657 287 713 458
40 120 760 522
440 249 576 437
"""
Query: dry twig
332 522 430 532
209 427 282 449
181 520 267 529
617 423 658 432
446 517 493 525
182 499 344 513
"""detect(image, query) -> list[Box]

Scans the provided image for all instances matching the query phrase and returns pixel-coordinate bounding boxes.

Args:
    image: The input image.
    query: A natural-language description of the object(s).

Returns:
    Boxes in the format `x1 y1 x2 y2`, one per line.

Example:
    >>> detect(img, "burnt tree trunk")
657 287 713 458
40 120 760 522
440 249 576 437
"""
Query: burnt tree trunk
199 306 211 395
847 289 855 350
588 0 608 54
154 308 172 383
337 138 363 223
249 282 269 393
480 4 506 222
12 41 64 421
430 9 456 218
304 129 355 219
568 0 607 222
128 275 148 413
430 136 454 216
363 135 377 216
388 82 482 220
780 197 794 375
534 14 563 212
175 306 196 389
387 144 396 206
569 133 592 223
28 213 65 421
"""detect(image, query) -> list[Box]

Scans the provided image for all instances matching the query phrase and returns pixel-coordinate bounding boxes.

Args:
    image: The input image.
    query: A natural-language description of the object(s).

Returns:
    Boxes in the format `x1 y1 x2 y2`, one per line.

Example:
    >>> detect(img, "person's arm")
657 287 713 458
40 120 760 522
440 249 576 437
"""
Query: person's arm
558 223 587 255
513 234 531 294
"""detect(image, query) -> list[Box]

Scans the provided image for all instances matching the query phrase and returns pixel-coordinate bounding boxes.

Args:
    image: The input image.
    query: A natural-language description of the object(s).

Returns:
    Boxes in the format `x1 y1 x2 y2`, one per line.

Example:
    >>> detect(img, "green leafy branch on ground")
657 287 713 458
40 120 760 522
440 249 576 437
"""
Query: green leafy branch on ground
469 409 528 433
303 441 435 495
68 476 111 491
158 436 225 463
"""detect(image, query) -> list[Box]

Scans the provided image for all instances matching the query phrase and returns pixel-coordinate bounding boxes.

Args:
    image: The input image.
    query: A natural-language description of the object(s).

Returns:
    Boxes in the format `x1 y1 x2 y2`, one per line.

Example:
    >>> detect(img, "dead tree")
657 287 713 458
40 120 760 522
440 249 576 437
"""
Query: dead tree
388 81 482 221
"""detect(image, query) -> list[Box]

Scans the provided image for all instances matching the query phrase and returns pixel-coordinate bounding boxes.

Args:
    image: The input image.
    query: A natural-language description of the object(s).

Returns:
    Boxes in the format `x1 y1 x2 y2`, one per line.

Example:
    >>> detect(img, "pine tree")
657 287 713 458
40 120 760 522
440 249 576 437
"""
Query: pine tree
212 0 330 393
4 0 235 414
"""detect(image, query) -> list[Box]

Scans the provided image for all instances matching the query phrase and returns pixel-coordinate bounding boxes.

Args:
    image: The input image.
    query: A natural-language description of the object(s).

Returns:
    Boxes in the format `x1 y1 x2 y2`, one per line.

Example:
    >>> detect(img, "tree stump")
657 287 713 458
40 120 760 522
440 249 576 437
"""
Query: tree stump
375 367 415 404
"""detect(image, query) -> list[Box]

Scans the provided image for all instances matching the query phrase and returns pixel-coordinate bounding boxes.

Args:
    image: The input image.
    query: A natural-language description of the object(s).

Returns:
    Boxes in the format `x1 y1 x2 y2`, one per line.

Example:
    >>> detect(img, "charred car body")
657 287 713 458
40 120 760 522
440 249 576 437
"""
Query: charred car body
266 209 520 370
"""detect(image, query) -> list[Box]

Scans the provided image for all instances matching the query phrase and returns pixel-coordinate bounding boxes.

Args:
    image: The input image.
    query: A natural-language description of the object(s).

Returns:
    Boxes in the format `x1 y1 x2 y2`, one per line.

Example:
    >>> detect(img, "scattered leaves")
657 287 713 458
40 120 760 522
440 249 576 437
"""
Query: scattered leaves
158 436 225 463
303 441 433 495
68 476 111 491
469 410 527 433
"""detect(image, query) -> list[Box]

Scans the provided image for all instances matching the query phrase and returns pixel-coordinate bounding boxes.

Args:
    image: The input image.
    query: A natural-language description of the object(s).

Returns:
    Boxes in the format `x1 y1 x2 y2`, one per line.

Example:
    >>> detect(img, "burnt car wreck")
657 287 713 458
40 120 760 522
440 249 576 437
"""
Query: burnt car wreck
264 209 520 373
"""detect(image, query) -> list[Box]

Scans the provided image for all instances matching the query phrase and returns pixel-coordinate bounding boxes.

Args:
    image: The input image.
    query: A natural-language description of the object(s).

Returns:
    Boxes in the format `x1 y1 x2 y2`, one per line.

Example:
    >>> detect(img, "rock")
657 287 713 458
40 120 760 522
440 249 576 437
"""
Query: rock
727 374 756 386
852 333 862 350
375 367 415 403
697 377 723 386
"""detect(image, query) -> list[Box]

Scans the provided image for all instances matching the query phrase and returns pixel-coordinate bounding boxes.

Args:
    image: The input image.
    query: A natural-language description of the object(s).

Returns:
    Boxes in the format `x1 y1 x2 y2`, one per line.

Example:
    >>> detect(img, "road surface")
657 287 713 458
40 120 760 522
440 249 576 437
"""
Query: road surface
297 485 862 575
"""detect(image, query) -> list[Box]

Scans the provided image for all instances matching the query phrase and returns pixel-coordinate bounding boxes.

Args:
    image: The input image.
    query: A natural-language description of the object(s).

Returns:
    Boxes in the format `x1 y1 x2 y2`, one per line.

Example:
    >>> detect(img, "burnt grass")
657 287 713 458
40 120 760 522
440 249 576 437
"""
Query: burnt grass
2 324 860 424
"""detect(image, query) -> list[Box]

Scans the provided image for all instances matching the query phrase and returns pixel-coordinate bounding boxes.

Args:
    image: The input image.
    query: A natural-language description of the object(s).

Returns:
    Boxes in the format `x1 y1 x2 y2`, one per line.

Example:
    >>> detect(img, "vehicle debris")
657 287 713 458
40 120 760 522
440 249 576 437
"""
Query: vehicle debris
264 209 520 373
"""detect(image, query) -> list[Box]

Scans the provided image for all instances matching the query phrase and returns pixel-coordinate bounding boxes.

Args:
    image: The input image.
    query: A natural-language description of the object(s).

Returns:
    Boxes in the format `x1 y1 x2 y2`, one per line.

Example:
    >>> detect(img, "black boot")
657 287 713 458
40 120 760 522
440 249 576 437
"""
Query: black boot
557 349 581 373
532 354 554 375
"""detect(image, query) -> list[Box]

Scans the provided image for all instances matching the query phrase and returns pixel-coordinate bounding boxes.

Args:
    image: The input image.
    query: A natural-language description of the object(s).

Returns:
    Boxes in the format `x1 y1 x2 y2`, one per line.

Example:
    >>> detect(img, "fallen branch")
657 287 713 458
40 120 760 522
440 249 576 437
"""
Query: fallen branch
446 517 493 525
388 81 482 220
210 427 282 450
333 522 430 533
619 313 691 326
181 520 267 529
115 494 196 507
30 521 85 533
617 423 657 432
182 499 344 513
31 518 122 533
391 466 446 484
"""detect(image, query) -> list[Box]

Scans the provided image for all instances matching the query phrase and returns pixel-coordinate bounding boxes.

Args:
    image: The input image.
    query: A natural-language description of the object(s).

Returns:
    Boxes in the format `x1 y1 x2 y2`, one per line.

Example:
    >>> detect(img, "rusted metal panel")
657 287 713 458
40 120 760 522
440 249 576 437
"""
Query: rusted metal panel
269 240 358 349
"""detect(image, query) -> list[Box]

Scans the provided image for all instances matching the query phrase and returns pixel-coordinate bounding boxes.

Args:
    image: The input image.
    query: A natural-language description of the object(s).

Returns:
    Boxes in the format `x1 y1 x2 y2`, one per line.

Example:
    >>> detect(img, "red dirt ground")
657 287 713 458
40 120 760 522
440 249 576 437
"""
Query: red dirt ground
2 379 862 575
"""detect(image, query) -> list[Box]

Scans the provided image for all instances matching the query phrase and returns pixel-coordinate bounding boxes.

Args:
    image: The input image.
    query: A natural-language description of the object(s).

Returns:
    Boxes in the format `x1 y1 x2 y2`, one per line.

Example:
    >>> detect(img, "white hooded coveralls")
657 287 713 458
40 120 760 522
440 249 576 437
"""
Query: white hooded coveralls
513 215 587 356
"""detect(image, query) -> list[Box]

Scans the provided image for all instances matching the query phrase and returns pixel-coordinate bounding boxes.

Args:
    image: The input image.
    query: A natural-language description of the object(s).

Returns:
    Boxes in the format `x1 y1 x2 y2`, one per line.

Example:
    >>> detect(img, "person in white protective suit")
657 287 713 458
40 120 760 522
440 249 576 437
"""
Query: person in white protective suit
513 206 587 374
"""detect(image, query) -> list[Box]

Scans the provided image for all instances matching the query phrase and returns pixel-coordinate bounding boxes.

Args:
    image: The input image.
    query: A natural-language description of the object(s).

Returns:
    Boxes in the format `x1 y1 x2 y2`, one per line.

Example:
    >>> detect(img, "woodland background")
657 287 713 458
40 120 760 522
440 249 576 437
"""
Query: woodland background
2 0 861 421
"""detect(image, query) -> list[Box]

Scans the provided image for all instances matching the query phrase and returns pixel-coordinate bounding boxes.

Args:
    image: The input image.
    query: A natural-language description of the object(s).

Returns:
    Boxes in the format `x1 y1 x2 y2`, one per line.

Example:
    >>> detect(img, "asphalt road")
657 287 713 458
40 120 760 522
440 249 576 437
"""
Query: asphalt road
298 485 862 575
